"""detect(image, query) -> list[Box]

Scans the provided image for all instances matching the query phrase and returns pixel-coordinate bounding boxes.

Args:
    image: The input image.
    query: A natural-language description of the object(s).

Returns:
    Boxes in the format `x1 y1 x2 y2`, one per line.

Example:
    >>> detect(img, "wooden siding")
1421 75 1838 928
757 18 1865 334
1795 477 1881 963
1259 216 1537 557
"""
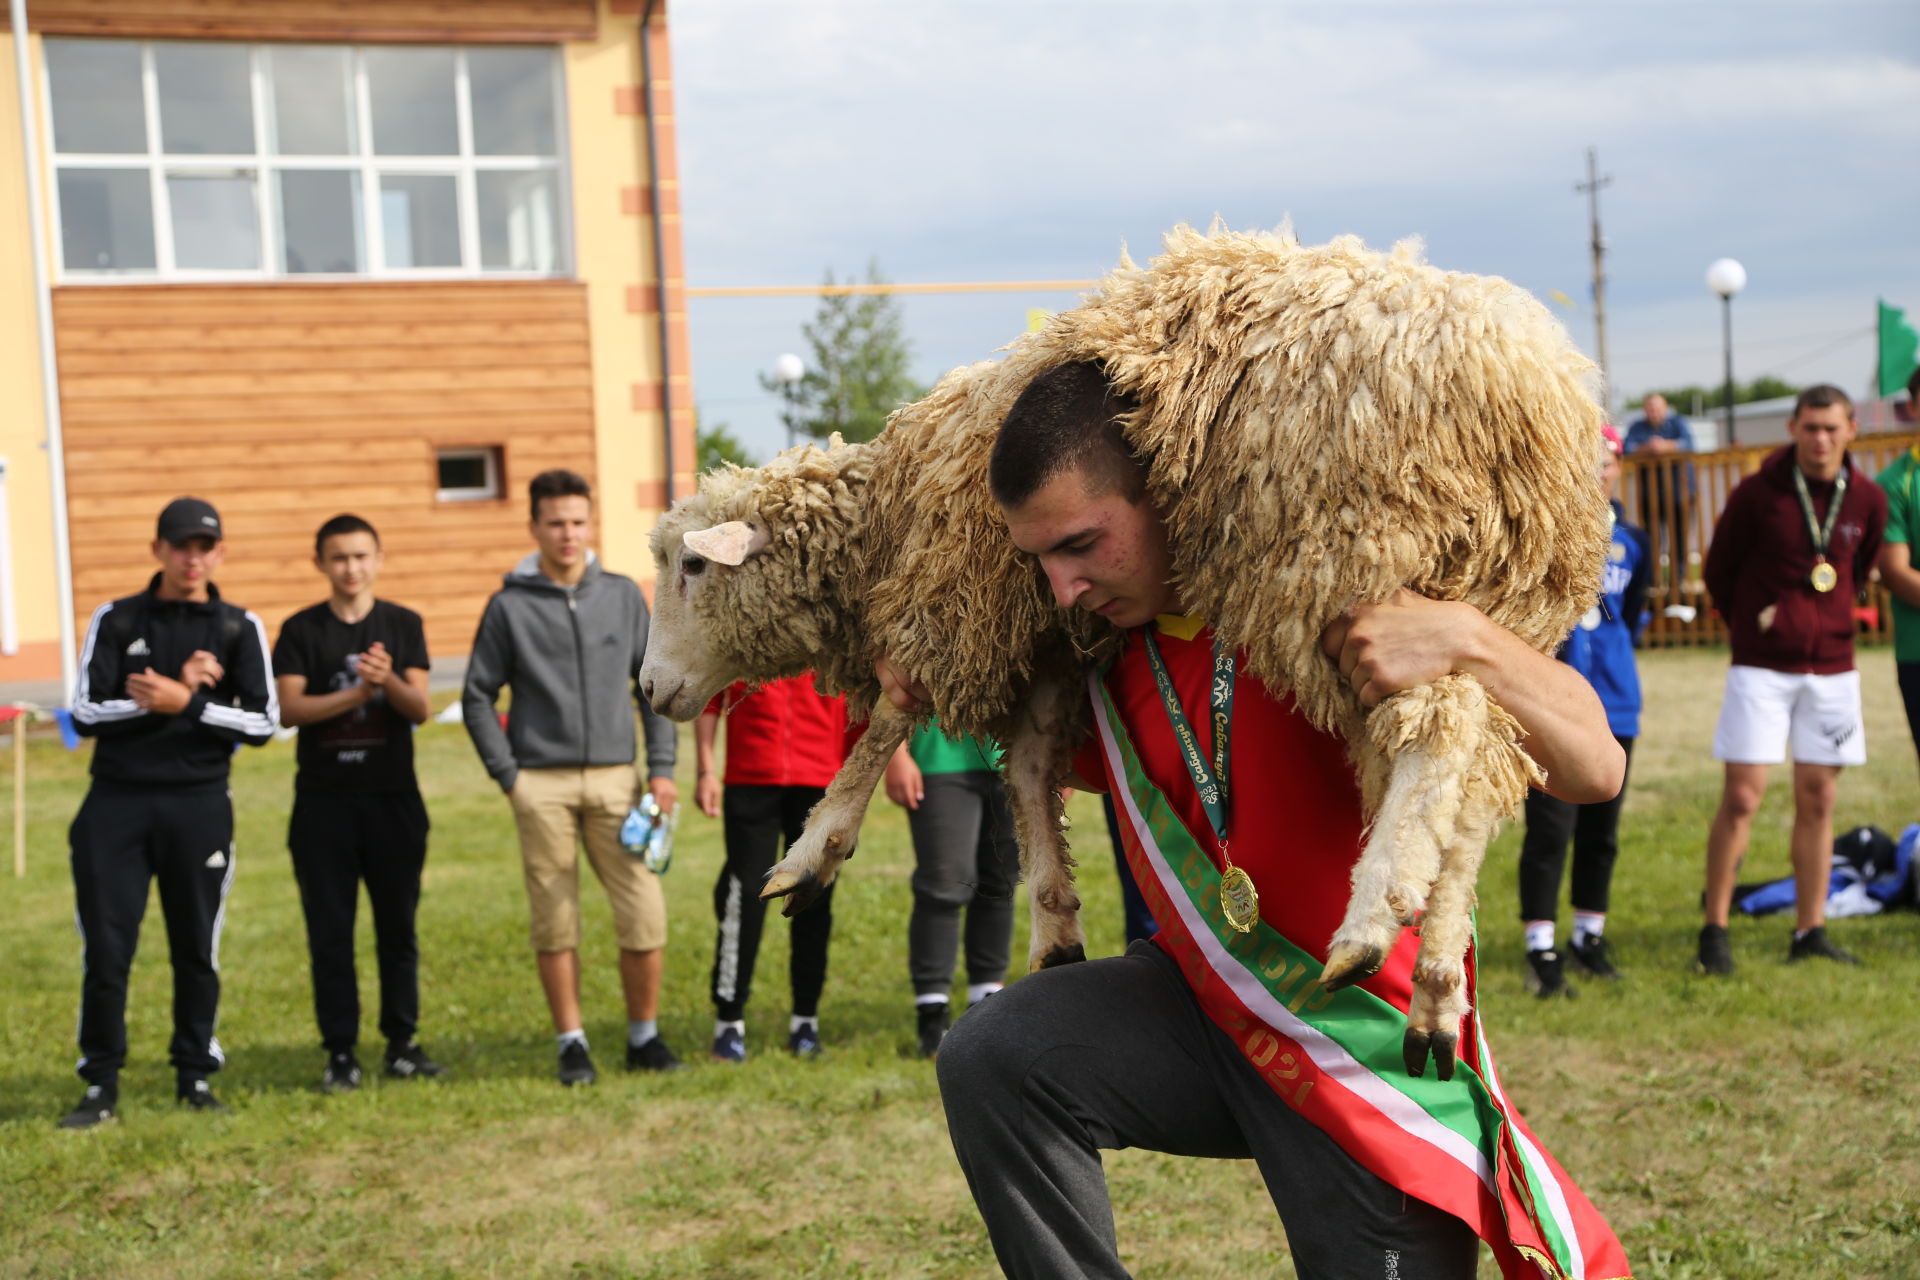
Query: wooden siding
54 282 597 662
28 0 598 44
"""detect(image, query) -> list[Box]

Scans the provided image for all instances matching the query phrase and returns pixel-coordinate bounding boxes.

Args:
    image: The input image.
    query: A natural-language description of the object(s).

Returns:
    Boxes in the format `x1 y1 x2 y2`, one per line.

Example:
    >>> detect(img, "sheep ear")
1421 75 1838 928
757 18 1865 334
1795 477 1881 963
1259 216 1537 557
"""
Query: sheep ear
682 521 769 566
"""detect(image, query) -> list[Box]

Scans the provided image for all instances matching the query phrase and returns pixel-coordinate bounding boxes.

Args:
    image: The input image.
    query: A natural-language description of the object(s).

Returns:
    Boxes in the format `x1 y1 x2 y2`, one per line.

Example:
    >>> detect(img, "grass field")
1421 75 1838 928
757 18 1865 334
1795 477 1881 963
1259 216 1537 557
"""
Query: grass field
4 646 1919 1279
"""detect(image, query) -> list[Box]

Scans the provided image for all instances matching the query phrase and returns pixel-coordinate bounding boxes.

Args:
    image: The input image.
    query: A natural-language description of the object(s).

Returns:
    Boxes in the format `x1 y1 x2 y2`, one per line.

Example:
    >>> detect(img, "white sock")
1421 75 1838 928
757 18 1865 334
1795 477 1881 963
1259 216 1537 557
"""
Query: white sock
713 1019 745 1039
1572 912 1606 944
789 1015 818 1034
1524 921 1556 953
915 993 951 1007
557 1029 588 1050
627 1019 658 1048
967 982 1003 1006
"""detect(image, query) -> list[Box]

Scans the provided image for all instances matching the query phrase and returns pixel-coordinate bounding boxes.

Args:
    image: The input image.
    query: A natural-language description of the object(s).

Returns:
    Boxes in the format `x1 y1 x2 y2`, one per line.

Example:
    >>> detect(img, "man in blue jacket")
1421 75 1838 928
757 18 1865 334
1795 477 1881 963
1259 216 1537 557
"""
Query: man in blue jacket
463 470 683 1085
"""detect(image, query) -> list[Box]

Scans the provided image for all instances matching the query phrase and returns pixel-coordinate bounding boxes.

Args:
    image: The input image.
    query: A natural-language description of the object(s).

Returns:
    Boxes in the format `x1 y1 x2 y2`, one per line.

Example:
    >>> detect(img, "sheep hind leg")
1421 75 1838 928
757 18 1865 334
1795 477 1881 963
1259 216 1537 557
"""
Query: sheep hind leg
761 699 909 917
1002 677 1084 971
1320 746 1457 992
1401 781 1501 1081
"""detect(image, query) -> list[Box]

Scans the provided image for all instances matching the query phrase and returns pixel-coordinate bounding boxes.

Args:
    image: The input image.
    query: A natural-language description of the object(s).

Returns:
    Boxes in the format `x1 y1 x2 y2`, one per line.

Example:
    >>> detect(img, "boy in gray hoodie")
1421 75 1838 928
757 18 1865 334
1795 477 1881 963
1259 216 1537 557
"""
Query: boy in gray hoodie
463 470 683 1084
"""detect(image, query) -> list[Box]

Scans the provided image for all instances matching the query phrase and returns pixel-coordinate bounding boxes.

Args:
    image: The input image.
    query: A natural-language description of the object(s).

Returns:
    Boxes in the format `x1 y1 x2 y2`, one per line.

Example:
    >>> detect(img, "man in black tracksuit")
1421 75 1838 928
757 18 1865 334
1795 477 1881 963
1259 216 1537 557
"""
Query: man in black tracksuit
60 497 277 1129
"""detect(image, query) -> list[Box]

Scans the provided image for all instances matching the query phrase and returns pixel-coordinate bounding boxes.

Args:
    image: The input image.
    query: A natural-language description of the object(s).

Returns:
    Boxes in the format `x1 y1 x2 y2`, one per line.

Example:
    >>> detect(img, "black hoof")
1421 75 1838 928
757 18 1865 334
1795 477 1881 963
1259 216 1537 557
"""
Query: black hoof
1430 1031 1457 1082
1402 1029 1430 1078
767 870 825 916
1038 943 1086 969
1320 947 1384 993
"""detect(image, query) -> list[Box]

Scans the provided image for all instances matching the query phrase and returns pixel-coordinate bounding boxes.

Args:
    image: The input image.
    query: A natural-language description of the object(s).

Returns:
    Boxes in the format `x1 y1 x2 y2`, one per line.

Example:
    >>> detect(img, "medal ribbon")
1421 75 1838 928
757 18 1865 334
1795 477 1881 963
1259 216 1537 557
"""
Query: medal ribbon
1790 461 1847 568
1139 623 1234 845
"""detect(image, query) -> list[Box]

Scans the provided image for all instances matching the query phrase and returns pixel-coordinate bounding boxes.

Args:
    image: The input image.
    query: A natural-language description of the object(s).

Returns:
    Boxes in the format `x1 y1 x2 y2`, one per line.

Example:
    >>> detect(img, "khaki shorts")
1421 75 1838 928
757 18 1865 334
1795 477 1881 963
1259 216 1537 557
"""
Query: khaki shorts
509 765 666 952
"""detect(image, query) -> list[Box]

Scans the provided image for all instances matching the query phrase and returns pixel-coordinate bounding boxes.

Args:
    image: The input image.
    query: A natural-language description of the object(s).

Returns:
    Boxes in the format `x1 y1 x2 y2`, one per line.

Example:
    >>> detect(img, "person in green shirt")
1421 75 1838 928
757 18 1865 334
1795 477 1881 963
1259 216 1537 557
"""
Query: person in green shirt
884 722 1018 1058
1874 368 1920 768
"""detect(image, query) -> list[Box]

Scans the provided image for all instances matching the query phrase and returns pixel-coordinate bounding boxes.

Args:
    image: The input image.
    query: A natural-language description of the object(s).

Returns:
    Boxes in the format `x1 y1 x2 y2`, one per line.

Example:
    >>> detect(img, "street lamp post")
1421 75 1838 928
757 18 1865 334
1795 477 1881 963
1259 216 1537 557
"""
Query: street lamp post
772 352 805 450
1706 258 1746 447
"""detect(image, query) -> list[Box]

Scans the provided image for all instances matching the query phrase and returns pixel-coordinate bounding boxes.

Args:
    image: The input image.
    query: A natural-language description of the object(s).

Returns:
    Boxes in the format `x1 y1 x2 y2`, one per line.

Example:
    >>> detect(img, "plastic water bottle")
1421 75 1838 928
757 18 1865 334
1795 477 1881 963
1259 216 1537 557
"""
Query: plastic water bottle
620 793 677 874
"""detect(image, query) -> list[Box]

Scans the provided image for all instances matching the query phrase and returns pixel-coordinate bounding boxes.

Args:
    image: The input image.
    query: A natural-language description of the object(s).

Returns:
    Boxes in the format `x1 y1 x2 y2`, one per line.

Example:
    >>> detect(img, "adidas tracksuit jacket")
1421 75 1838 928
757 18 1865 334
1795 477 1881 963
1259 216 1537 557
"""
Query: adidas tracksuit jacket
69 575 276 1085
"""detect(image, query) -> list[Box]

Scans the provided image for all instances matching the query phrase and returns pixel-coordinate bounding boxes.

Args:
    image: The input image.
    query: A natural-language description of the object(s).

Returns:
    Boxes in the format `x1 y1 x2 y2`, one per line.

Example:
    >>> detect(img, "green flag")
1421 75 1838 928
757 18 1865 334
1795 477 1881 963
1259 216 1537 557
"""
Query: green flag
1881 300 1919 398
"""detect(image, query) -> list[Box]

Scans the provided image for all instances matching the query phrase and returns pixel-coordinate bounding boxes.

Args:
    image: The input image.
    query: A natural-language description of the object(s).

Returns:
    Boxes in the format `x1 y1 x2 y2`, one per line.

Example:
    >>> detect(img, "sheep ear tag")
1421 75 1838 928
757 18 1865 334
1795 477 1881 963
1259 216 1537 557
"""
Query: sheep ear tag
683 521 768 566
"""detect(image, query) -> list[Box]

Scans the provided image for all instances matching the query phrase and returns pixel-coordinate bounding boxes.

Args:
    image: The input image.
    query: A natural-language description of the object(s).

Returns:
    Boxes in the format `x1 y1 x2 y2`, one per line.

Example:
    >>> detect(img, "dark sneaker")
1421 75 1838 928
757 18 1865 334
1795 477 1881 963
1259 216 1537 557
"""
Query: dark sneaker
557 1040 597 1087
711 1026 746 1064
916 1001 950 1059
1524 949 1576 999
1696 923 1734 976
1787 925 1860 966
1567 934 1621 980
625 1036 687 1073
322 1051 363 1094
384 1041 448 1080
58 1083 117 1130
788 1023 823 1060
176 1078 230 1114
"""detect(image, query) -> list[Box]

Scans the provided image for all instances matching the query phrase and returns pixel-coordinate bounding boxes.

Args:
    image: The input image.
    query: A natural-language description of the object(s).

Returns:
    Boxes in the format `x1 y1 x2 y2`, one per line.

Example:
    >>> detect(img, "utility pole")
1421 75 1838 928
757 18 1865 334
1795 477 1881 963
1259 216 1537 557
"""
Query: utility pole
1575 146 1613 408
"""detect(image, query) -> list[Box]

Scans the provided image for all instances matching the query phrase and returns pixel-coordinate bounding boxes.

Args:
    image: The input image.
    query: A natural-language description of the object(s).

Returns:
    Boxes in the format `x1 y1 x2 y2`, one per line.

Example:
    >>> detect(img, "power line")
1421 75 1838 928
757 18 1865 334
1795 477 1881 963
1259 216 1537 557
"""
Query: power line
687 279 1099 299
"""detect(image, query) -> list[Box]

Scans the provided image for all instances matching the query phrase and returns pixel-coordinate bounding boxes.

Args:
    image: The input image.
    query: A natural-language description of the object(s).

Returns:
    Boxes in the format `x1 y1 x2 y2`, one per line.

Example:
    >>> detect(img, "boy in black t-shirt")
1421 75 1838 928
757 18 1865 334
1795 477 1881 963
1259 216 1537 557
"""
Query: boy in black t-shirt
273 514 442 1092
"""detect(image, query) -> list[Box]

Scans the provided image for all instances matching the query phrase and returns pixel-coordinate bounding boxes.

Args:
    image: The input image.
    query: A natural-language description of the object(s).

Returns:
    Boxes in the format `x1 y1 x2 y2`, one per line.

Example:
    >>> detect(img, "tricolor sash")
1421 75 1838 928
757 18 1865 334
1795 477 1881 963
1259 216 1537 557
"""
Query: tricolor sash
1089 671 1631 1280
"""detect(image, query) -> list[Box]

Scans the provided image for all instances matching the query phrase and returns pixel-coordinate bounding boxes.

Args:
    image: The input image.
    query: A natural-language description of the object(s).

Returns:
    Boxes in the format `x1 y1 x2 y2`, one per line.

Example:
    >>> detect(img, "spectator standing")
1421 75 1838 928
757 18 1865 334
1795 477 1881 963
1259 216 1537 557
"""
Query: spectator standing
273 514 443 1092
1623 392 1697 592
1872 367 1920 769
693 675 849 1061
1698 386 1887 974
883 721 1017 1058
463 470 684 1085
60 497 277 1128
1519 426 1651 997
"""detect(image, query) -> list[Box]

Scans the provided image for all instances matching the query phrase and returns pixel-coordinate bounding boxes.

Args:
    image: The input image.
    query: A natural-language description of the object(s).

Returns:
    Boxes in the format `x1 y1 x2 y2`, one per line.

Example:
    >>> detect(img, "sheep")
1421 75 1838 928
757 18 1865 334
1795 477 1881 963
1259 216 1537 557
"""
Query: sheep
640 223 1608 1078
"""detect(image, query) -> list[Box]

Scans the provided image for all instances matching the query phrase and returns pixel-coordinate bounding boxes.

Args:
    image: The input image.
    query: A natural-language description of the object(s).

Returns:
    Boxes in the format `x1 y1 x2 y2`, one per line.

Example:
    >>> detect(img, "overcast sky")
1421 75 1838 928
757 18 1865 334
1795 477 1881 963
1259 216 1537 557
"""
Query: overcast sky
671 1 1920 461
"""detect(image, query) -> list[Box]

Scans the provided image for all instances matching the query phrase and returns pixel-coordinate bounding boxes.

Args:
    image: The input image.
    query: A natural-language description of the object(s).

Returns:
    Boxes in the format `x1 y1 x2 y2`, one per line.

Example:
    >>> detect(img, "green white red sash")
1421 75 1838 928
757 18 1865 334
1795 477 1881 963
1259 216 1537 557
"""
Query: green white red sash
1089 671 1631 1280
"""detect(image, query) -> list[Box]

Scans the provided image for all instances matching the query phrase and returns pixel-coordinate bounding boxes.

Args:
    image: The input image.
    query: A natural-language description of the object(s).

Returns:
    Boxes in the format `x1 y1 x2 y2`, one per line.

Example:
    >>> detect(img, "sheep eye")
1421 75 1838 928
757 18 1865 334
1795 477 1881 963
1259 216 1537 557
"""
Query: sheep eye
683 555 706 577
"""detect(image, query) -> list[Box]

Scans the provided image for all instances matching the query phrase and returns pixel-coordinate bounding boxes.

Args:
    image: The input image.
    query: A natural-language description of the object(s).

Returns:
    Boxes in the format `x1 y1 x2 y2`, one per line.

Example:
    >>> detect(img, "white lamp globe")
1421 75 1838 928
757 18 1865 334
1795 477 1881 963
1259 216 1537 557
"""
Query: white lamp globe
772 352 805 385
1706 258 1747 299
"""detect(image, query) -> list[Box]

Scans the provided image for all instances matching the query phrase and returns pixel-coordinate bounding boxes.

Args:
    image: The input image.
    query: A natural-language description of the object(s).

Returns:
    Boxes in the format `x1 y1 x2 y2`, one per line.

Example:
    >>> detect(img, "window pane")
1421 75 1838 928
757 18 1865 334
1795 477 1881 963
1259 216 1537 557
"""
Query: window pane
46 40 146 154
469 49 556 156
379 174 460 268
367 48 458 155
168 172 260 269
270 46 354 155
279 170 361 274
57 169 155 270
438 453 487 490
156 44 253 155
477 170 560 272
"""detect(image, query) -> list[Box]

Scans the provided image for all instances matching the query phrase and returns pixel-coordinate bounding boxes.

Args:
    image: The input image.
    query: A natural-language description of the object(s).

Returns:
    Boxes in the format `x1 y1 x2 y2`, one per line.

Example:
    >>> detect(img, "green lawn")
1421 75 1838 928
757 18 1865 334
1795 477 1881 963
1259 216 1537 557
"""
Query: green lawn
3 649 1918 1279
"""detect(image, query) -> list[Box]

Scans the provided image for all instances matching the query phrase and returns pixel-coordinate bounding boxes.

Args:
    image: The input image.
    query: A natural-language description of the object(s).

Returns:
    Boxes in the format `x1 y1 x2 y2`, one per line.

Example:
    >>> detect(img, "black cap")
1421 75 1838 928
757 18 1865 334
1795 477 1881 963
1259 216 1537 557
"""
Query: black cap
156 497 223 544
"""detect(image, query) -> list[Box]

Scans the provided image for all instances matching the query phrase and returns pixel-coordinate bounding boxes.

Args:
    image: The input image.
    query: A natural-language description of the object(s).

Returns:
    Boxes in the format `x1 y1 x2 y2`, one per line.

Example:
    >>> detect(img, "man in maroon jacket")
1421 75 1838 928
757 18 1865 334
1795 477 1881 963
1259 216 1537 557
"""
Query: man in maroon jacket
1698 385 1887 974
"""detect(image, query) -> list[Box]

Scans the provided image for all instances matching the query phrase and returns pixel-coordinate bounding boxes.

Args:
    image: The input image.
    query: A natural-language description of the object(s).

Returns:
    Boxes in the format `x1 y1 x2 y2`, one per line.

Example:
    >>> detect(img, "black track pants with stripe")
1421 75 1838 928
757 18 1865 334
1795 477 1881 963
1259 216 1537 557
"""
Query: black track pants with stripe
709 784 836 1023
69 781 235 1084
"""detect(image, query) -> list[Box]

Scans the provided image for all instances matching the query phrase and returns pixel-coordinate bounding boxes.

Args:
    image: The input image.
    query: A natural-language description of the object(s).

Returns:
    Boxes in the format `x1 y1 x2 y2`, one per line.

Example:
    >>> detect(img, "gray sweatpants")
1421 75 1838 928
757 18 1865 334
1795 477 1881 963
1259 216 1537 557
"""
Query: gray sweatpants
937 941 1477 1280
907 771 1018 997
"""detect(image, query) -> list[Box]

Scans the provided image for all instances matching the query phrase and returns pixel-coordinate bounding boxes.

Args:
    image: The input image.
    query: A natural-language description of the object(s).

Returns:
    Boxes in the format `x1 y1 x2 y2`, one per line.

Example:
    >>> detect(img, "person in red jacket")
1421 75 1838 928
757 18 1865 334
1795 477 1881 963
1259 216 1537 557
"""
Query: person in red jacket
1698 384 1887 975
693 675 851 1060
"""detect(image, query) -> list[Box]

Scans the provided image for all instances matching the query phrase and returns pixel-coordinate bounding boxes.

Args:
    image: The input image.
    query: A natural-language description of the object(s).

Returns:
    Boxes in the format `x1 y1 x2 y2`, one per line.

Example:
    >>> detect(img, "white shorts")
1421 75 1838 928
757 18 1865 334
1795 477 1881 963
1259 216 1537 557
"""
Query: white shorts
1711 665 1866 767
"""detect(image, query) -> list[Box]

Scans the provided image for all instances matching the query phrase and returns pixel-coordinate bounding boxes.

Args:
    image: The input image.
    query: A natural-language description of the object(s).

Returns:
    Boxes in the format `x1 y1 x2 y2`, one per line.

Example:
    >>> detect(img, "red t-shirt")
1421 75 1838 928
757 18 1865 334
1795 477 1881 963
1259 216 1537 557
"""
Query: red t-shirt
1072 619 1417 1008
704 675 850 788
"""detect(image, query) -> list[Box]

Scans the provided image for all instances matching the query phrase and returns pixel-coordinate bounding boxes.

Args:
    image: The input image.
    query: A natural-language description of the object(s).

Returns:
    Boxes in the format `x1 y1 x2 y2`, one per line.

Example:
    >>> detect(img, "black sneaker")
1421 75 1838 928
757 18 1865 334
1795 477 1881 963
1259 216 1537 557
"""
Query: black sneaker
1567 933 1621 980
322 1051 363 1094
1696 923 1734 976
384 1041 448 1080
176 1078 230 1114
58 1083 117 1130
557 1040 597 1087
1787 925 1860 966
788 1022 823 1060
1523 949 1576 999
916 1001 950 1059
711 1026 746 1064
625 1036 687 1073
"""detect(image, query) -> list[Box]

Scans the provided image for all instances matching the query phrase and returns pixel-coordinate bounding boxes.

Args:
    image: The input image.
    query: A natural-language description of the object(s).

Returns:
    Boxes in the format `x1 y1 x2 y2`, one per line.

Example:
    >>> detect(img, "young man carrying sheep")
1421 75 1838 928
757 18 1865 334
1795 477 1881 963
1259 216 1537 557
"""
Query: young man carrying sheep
880 362 1628 1280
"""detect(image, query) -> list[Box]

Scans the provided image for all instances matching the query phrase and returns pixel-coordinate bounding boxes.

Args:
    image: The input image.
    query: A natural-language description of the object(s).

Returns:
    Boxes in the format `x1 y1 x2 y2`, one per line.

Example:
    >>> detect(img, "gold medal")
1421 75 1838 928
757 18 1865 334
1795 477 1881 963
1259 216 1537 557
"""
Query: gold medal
1220 863 1260 933
1810 560 1838 593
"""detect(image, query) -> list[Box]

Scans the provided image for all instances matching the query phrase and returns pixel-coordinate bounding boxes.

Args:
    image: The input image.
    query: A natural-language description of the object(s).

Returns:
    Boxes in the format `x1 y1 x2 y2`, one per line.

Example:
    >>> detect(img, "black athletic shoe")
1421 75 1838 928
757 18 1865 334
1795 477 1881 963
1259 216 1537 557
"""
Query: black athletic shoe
322 1051 363 1094
176 1078 230 1114
1787 925 1860 966
1696 923 1734 976
58 1083 117 1130
557 1040 597 1087
711 1026 746 1064
1567 934 1621 980
788 1023 823 1060
1523 948 1576 999
916 1001 950 1059
384 1041 448 1080
625 1036 687 1073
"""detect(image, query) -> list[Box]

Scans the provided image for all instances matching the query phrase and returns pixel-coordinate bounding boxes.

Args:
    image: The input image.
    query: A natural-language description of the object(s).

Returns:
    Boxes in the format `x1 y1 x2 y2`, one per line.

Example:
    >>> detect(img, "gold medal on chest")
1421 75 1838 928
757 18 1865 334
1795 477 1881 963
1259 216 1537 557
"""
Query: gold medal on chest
1219 864 1260 933
1810 560 1838 593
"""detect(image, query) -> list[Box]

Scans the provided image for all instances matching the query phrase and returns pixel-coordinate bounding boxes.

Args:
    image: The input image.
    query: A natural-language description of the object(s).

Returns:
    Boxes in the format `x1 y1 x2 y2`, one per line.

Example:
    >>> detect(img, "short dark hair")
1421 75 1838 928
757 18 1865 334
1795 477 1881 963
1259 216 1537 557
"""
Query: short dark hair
529 468 592 520
1793 384 1854 420
313 513 379 558
989 361 1147 509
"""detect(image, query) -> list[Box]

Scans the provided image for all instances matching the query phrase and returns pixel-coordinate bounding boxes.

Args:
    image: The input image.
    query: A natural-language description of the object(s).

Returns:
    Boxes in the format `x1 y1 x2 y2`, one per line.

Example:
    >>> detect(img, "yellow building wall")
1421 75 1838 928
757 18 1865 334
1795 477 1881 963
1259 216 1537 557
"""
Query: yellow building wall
0 31 63 683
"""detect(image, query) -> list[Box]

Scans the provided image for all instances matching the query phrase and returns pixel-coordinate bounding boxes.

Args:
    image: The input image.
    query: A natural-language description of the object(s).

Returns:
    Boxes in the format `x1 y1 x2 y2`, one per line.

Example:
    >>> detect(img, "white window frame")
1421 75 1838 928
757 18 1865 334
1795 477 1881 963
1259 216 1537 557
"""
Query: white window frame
435 446 503 502
44 40 574 284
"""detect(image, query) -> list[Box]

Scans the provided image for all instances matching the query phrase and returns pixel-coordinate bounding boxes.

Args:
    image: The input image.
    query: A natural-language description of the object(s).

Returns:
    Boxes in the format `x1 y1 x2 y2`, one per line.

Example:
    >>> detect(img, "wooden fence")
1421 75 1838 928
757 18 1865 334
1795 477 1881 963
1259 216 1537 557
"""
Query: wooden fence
1621 431 1920 648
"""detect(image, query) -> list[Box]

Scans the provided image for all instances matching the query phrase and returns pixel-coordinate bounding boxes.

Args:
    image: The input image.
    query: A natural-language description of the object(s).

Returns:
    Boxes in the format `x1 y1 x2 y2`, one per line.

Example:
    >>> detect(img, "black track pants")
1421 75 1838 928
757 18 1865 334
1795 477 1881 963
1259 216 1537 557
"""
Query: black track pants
906 771 1017 996
710 784 835 1022
1518 736 1635 923
288 789 430 1053
70 781 235 1084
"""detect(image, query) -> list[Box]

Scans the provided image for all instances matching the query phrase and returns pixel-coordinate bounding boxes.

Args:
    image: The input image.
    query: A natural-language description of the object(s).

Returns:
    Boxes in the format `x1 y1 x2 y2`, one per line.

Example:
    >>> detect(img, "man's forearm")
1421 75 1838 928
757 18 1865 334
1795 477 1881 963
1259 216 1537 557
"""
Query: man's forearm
1456 615 1624 804
279 685 369 727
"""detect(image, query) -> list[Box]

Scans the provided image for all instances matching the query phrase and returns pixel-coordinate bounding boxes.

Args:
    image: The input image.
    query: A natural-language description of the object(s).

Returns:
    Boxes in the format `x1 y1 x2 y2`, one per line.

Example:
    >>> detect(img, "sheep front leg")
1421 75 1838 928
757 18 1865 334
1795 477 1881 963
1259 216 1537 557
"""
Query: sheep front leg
1002 676 1084 971
761 698 910 917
